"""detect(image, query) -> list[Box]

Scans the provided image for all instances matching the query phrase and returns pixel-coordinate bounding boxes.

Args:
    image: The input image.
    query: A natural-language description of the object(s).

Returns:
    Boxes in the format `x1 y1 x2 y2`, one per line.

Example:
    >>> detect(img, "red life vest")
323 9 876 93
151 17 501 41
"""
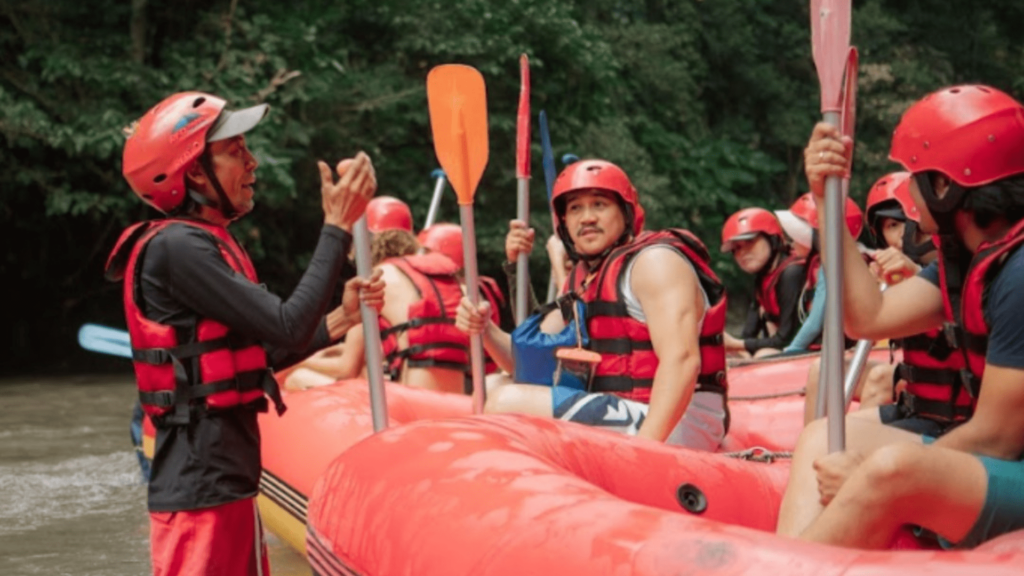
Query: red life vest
894 326 971 423
756 253 806 324
105 219 283 425
570 229 728 404
379 254 502 379
956 219 1024 395
800 253 821 314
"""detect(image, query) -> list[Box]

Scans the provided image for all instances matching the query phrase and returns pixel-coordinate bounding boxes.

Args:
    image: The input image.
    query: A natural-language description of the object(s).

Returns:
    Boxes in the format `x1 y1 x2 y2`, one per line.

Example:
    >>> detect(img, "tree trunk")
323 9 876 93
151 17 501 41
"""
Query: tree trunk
130 0 147 65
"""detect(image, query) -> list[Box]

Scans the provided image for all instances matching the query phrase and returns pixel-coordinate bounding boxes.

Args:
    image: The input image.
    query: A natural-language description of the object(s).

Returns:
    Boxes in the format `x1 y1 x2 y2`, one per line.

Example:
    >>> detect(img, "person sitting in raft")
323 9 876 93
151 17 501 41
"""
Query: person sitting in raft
282 196 416 390
838 171 944 417
107 91 380 575
455 159 729 448
720 208 808 358
503 220 578 314
419 222 513 333
777 85 1024 550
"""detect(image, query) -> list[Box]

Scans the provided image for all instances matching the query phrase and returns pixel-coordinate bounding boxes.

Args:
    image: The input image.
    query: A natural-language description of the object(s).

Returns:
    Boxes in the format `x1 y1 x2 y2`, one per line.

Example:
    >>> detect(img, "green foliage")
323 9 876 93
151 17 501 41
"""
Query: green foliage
3 0 1023 372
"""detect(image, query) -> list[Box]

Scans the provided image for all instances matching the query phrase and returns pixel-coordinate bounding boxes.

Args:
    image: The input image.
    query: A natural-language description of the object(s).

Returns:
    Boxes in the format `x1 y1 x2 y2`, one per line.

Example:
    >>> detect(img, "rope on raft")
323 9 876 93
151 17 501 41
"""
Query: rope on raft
722 446 793 463
729 386 807 401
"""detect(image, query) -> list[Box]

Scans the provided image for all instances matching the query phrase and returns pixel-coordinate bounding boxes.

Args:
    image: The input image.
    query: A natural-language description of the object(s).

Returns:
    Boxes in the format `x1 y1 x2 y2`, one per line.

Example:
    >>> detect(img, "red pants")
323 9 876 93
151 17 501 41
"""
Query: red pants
150 498 270 576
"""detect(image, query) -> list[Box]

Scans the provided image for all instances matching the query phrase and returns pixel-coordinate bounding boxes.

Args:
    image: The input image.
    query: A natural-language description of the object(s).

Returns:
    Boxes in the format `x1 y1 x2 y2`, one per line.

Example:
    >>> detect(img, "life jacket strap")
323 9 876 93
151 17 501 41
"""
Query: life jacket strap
896 391 972 424
380 316 454 339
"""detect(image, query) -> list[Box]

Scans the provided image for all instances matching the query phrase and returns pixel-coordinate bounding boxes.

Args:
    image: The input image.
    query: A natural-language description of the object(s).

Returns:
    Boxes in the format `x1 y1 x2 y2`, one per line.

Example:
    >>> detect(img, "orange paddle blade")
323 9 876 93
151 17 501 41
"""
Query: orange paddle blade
427 65 490 205
810 0 851 113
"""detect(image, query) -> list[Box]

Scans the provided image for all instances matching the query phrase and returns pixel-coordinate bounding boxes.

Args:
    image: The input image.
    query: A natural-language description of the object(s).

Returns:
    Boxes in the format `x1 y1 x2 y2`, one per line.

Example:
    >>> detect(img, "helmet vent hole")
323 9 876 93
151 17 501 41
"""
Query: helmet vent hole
153 174 167 183
142 194 153 200
586 166 602 173
193 97 206 108
950 88 961 94
978 87 991 93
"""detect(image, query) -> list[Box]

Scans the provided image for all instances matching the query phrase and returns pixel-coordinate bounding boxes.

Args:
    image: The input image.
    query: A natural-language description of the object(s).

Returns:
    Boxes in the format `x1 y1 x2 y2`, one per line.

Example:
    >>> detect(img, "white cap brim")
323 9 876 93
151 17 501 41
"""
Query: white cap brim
775 210 813 248
207 104 269 142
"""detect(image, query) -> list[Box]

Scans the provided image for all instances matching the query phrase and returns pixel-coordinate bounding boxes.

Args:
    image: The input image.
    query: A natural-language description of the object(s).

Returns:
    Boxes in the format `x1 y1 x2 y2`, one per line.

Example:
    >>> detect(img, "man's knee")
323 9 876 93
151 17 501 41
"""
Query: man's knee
484 384 515 413
860 443 930 493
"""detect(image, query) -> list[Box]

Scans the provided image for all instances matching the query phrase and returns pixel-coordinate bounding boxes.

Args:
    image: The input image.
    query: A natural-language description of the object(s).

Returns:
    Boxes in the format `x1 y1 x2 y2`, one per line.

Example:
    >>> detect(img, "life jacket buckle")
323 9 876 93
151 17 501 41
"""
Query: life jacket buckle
961 369 979 398
942 322 960 349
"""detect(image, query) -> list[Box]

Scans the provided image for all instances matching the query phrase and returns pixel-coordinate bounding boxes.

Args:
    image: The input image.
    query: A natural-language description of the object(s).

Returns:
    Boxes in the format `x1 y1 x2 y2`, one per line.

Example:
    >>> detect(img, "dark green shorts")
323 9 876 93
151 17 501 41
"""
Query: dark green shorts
920 435 1024 548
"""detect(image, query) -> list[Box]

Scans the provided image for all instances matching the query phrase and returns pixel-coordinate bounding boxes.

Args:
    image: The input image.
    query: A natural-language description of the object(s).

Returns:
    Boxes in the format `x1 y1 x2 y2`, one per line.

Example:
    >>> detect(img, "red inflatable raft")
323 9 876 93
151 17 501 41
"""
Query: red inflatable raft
306 413 1024 576
144 350 891 555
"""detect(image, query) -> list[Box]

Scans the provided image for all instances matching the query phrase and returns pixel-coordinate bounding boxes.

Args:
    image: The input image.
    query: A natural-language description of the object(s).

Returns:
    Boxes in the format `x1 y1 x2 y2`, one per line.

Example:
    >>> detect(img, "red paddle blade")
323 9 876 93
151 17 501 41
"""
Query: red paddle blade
841 47 858 140
810 0 852 113
427 65 490 205
516 54 531 179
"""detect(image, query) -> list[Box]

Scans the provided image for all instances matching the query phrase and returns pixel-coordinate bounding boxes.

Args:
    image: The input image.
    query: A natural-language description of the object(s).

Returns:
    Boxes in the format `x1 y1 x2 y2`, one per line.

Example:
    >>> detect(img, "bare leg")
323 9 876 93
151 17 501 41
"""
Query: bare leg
776 412 920 536
859 363 897 410
753 347 782 359
283 368 336 390
484 383 555 417
803 357 822 425
801 443 986 548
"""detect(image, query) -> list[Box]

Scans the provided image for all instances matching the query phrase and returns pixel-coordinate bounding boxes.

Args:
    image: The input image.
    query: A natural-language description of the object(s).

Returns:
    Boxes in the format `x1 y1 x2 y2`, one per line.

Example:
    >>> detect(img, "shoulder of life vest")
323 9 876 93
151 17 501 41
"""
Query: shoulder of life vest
581 228 728 405
380 255 500 378
756 253 806 321
958 219 1024 388
113 218 282 425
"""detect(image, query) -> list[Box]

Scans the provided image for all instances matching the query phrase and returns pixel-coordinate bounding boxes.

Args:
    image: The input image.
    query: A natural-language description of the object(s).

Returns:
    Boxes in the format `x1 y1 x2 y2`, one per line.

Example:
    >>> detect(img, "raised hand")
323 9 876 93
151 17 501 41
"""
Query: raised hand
803 123 852 199
505 219 535 264
454 296 492 336
318 151 377 231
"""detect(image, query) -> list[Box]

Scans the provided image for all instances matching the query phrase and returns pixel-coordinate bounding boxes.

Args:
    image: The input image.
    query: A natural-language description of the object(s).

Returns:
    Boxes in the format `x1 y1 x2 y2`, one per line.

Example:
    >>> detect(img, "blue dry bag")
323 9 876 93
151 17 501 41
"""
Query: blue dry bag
510 297 591 390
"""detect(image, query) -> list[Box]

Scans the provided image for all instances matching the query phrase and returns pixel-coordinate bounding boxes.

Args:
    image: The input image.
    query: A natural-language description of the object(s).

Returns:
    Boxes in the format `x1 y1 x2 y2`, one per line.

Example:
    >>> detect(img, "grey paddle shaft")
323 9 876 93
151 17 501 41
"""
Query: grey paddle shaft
423 171 447 230
516 177 530 324
823 110 846 453
460 204 487 414
843 283 888 408
353 216 389 432
546 273 558 303
815 333 829 419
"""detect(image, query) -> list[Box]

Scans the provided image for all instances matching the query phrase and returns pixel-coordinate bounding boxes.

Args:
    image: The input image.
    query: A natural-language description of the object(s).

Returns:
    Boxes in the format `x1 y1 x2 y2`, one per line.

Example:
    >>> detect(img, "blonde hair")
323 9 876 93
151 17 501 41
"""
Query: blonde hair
371 229 419 265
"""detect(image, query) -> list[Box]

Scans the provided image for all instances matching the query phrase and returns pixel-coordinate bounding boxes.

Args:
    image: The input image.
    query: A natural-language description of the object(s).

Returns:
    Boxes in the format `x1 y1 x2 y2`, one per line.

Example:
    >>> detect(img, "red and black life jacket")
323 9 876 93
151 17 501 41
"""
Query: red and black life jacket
568 229 728 404
893 325 971 424
756 253 806 325
379 254 502 379
800 253 822 314
953 219 1024 399
105 219 283 425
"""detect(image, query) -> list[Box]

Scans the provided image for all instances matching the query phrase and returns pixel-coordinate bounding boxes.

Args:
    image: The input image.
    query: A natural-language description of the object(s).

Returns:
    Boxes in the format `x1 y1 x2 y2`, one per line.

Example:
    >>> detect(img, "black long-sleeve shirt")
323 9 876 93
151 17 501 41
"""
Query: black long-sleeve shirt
739 264 806 354
138 221 352 511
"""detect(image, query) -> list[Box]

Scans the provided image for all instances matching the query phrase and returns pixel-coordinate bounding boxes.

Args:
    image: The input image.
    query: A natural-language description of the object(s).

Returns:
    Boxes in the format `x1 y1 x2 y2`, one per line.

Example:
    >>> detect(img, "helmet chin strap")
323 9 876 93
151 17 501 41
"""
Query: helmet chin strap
901 220 936 265
197 149 238 221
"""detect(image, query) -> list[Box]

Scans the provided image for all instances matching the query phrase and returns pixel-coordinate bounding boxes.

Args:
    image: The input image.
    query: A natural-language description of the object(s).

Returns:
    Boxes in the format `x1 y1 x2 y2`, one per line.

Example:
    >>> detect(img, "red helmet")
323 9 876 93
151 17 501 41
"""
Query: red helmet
720 208 784 253
789 193 863 238
122 92 268 214
889 85 1024 187
866 171 917 222
418 223 463 269
366 196 413 233
551 159 645 236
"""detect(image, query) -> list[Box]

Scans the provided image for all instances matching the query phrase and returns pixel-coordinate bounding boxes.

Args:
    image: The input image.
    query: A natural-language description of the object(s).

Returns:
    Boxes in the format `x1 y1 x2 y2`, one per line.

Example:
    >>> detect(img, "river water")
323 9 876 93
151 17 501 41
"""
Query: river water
0 374 310 576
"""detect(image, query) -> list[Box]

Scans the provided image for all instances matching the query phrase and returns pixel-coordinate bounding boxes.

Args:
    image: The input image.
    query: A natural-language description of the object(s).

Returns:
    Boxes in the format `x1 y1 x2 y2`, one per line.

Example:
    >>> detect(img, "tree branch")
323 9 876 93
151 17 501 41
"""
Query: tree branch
214 0 239 74
253 68 302 103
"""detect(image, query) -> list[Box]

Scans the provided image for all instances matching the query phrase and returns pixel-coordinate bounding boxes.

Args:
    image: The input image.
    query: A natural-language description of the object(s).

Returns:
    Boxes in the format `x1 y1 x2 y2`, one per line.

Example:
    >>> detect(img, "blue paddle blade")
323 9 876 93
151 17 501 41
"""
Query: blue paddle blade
539 110 556 201
78 323 132 359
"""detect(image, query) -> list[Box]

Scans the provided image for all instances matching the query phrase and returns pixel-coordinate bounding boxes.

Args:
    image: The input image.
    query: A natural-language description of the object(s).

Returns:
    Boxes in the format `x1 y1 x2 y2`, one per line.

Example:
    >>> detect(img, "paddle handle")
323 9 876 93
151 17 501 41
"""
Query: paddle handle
822 110 846 453
516 177 530 324
546 273 558 303
423 170 447 231
354 216 389 432
843 283 888 408
460 204 487 414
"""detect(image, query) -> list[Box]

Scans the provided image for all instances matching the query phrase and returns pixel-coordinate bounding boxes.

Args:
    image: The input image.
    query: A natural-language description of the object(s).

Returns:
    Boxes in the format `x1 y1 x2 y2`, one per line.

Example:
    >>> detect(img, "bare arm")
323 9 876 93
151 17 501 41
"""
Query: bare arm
804 123 945 339
934 364 1024 459
630 248 703 442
